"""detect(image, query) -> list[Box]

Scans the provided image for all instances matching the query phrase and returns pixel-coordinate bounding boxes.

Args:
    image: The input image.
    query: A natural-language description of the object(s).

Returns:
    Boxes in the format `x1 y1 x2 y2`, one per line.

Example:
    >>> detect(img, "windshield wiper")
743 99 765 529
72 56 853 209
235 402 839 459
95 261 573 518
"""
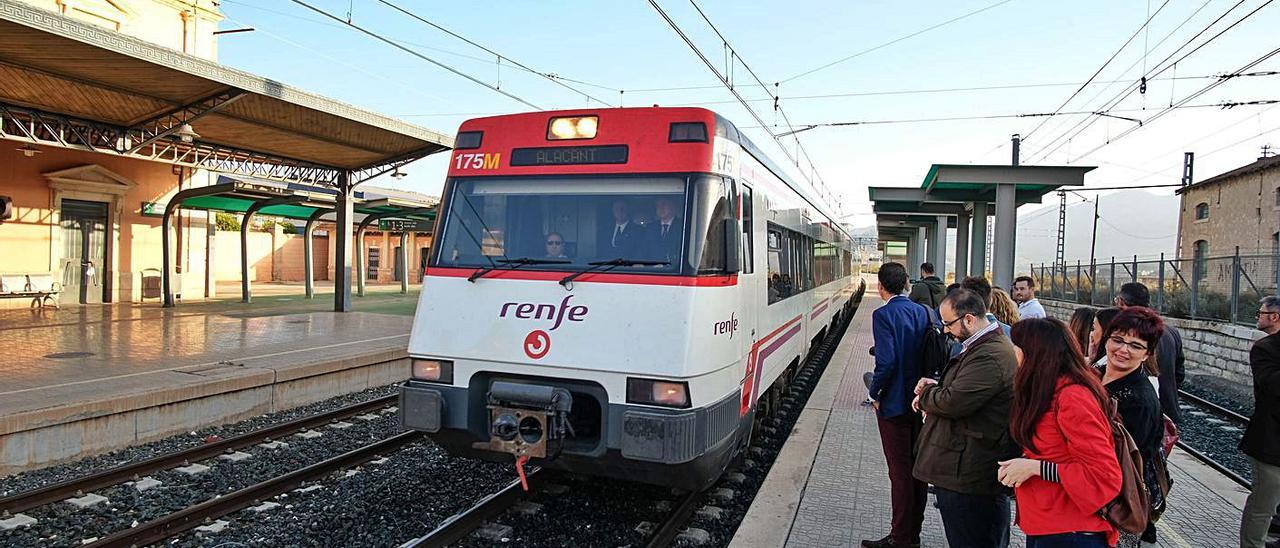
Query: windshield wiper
468 257 570 282
558 257 670 287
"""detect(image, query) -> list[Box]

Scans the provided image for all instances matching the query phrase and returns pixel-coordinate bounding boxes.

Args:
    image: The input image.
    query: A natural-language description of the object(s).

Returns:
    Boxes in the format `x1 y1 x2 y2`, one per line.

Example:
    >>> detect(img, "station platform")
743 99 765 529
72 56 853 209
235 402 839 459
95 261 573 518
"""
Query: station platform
0 286 419 476
733 291 1251 548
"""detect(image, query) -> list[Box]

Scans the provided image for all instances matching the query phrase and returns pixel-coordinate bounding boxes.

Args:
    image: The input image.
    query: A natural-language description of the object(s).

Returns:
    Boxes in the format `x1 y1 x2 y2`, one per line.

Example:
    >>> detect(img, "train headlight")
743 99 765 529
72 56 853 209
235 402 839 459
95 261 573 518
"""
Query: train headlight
547 115 598 140
626 378 691 409
411 358 454 384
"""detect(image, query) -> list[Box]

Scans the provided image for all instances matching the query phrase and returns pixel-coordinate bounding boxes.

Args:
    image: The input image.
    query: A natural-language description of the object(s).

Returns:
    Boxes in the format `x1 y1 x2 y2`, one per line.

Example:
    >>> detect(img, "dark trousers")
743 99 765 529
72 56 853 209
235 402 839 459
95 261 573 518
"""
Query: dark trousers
876 412 926 544
933 487 1011 548
1025 532 1109 548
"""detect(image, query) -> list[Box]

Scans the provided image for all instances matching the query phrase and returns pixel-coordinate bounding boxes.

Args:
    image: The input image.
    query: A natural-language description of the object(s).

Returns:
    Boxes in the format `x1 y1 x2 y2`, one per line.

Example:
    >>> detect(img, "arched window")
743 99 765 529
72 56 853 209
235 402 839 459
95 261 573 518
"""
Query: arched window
1194 202 1209 220
1193 240 1209 280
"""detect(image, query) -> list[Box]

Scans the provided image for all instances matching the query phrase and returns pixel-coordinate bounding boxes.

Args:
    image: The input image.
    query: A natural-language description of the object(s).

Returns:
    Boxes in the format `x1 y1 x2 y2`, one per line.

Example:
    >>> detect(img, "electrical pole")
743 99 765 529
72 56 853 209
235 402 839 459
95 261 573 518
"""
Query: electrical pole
1055 190 1067 279
1089 195 1100 270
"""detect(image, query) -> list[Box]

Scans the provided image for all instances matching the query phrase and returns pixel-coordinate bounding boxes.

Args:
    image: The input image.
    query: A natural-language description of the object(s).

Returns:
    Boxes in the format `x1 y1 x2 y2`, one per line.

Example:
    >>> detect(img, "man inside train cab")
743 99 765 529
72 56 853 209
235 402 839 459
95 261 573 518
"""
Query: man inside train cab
604 199 644 258
646 196 683 263
543 232 569 259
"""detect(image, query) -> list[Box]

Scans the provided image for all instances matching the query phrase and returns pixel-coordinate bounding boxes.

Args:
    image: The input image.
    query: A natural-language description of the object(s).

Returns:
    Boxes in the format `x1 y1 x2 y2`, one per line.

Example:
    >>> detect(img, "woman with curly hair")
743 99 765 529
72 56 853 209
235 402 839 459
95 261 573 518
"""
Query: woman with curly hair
990 287 1021 326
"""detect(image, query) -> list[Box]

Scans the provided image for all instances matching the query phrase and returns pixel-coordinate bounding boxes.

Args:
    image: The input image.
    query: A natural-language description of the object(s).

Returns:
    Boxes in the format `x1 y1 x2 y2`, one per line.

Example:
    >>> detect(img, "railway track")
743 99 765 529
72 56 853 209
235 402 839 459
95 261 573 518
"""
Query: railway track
400 470 702 548
85 431 421 548
0 393 399 516
1176 389 1251 489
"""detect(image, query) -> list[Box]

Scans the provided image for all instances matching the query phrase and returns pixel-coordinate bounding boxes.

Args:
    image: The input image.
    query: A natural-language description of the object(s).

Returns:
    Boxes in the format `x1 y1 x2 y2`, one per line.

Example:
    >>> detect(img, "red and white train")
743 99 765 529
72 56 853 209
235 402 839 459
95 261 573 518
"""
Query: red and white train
400 107 863 489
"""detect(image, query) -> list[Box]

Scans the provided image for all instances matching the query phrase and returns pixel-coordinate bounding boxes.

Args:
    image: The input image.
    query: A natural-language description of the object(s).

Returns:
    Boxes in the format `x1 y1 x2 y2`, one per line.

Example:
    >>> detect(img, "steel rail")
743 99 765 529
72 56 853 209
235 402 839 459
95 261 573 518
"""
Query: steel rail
85 430 421 548
644 488 702 548
1174 440 1251 489
403 469 541 548
0 393 397 515
1178 389 1251 425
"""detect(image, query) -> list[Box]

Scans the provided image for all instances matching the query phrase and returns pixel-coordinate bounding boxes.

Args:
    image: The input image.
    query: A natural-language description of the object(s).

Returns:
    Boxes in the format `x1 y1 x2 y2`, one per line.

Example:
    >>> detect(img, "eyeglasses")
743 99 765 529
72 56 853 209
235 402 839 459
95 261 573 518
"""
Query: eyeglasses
1106 335 1148 353
546 241 563 246
1257 310 1279 318
940 315 966 328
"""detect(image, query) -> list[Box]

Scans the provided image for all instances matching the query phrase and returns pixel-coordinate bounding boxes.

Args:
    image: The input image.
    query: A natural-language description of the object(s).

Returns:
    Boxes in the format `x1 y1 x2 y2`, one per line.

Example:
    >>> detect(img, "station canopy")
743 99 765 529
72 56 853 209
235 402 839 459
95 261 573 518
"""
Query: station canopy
0 0 452 185
171 176 438 223
869 163 1094 234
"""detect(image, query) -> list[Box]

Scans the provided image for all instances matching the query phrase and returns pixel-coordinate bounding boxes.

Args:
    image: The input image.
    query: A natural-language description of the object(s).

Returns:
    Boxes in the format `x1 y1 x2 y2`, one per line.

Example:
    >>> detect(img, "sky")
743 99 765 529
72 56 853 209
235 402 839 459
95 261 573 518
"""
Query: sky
215 0 1280 257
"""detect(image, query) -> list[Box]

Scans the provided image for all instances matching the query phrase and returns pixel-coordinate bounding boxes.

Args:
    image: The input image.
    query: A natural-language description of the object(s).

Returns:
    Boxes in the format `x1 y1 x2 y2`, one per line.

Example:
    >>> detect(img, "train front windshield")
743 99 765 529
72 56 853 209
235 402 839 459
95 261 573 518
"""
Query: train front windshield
433 175 734 275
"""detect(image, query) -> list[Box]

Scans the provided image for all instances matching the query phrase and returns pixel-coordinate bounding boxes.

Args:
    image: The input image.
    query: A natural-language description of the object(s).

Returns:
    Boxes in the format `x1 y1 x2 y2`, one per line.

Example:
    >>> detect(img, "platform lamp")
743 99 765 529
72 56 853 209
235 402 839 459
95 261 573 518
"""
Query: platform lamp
391 167 407 180
173 123 200 143
15 144 42 157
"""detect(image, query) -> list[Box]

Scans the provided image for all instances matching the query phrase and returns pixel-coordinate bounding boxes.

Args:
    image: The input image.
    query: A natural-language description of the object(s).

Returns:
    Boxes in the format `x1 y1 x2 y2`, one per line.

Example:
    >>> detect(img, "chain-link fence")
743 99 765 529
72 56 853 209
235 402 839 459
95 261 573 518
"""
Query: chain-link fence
1032 251 1280 326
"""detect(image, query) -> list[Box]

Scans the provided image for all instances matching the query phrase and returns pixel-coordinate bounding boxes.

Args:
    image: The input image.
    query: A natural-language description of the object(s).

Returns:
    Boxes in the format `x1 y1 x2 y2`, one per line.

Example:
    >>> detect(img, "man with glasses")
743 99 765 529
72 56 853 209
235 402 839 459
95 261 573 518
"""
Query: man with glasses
912 288 1019 548
1114 282 1185 424
1240 296 1280 548
543 232 568 259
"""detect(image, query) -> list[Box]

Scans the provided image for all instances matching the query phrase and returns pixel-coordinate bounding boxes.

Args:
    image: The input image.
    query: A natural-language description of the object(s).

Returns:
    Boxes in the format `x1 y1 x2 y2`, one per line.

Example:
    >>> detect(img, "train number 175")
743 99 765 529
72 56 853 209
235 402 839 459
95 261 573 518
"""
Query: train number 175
454 152 501 170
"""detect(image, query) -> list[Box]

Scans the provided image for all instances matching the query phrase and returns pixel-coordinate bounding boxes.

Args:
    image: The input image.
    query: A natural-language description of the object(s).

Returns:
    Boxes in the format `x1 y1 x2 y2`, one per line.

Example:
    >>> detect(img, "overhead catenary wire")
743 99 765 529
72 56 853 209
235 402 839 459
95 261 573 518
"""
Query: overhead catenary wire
288 0 542 110
1028 0 1273 163
1023 0 1218 158
374 0 614 106
1021 0 1173 142
781 0 1017 84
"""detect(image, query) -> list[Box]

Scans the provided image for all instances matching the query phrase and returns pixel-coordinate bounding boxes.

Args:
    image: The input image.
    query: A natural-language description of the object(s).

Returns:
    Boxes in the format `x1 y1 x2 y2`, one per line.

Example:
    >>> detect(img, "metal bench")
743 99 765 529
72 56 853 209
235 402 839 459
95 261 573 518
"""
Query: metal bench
0 274 61 309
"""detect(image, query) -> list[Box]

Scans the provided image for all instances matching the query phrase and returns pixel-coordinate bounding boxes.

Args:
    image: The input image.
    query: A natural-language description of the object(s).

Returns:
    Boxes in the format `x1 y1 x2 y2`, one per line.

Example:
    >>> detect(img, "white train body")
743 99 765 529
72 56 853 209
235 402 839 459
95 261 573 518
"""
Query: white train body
400 107 862 488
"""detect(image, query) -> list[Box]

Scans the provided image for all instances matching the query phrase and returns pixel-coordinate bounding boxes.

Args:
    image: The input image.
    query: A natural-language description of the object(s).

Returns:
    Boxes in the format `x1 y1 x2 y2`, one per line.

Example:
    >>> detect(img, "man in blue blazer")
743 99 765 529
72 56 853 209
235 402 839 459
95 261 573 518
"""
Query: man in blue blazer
864 262 931 548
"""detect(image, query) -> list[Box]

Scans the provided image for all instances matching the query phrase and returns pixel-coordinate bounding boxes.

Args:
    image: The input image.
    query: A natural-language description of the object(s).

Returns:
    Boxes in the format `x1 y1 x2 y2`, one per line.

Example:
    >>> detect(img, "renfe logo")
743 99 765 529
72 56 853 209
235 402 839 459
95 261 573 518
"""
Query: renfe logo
714 312 738 339
524 330 550 359
499 295 588 331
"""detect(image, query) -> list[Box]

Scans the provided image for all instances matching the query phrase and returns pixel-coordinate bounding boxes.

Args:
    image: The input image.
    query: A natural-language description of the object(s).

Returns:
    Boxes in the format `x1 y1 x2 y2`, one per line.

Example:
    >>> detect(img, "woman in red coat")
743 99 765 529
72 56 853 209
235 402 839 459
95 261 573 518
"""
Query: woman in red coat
997 318 1123 547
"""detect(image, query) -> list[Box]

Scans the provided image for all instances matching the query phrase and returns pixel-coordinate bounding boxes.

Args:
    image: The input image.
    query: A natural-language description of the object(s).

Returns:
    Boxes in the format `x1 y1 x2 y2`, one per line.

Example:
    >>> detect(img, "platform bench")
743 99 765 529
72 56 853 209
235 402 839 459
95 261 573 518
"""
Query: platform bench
0 274 61 309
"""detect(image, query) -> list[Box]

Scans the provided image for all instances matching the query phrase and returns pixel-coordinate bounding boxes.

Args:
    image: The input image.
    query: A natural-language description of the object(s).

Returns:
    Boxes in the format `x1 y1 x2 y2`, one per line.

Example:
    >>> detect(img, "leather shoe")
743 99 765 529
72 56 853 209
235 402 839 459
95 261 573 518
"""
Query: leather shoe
861 535 919 548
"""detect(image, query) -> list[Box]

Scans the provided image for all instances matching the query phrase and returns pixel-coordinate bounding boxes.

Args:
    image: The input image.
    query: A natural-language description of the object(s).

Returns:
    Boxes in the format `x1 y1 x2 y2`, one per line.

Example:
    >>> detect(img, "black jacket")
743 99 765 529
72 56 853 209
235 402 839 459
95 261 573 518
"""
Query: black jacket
909 276 946 309
1155 325 1186 424
1103 367 1164 510
1241 331 1280 466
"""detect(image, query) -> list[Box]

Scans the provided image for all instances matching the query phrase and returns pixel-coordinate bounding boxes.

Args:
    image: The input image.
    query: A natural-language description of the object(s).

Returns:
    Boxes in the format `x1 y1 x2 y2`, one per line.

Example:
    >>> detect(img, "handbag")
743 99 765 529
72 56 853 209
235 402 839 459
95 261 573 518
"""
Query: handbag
1161 414 1179 457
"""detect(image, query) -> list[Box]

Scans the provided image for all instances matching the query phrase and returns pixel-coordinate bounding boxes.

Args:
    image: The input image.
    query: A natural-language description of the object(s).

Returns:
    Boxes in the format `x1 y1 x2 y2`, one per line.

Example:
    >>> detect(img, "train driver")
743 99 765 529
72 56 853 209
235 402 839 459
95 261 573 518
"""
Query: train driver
544 232 569 259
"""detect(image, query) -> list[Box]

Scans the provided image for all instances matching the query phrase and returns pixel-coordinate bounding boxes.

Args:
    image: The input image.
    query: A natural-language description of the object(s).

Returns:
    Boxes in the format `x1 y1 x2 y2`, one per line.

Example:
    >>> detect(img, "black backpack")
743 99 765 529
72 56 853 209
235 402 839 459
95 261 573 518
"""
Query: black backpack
919 305 950 379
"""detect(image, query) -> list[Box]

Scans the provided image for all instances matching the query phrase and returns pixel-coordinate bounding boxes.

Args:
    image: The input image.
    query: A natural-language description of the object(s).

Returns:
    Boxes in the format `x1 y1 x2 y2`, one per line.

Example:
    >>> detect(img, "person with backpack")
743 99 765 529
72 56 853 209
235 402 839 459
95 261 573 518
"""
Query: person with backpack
909 262 946 309
1097 307 1167 547
912 288 1020 548
997 317 1122 547
862 262 932 548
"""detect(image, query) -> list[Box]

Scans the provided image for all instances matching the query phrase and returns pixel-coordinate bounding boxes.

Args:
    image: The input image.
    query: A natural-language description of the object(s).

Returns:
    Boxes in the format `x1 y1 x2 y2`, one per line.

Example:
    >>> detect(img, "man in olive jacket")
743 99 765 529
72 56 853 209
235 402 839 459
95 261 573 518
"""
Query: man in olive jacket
912 288 1020 548
1241 295 1280 548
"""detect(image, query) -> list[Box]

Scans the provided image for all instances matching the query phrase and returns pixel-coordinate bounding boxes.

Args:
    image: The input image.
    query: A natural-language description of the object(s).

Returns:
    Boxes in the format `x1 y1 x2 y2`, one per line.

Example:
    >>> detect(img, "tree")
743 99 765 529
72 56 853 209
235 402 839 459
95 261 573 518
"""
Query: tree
215 212 241 231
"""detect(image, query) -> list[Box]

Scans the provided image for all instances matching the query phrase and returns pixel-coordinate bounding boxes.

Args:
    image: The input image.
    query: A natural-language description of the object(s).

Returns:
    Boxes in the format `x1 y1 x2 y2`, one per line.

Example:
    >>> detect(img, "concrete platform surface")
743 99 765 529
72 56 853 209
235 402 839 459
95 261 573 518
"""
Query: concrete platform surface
0 293 419 475
732 293 1249 548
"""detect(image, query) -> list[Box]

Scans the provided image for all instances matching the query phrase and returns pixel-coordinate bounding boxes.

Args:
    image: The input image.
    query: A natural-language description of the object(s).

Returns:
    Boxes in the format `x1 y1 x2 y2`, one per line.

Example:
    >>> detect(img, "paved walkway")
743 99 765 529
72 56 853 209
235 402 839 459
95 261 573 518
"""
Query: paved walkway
734 291 1251 548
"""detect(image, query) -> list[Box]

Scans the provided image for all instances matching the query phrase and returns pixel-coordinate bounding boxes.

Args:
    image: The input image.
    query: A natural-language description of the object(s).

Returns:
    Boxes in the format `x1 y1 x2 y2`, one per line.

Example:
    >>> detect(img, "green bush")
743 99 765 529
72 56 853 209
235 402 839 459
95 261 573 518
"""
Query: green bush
215 212 240 231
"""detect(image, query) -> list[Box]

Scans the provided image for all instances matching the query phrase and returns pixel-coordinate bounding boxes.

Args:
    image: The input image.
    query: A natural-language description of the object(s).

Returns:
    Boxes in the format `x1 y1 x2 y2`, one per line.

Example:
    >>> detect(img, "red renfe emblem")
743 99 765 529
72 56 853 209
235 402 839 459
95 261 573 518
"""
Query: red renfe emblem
524 330 551 360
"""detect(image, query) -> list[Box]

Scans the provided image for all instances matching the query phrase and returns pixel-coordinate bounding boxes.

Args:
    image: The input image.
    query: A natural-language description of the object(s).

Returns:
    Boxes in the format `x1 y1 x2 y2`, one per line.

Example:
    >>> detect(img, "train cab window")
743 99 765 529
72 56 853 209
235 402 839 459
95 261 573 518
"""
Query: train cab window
434 176 738 275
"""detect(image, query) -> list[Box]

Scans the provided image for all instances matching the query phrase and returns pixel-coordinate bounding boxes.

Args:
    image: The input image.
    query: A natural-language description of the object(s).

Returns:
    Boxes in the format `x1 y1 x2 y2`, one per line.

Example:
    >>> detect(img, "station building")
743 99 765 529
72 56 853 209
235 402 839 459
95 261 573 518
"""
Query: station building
1176 151 1280 260
0 0 444 309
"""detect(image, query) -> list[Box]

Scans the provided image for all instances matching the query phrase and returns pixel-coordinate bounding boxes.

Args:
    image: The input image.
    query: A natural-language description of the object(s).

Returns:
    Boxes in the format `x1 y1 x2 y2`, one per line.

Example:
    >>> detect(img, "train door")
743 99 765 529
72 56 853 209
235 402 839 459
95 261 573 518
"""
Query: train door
738 183 760 364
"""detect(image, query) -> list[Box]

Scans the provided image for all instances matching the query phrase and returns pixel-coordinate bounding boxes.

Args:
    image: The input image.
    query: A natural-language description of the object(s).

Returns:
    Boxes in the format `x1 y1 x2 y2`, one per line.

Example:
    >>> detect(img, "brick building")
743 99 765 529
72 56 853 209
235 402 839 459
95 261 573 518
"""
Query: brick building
1176 153 1280 262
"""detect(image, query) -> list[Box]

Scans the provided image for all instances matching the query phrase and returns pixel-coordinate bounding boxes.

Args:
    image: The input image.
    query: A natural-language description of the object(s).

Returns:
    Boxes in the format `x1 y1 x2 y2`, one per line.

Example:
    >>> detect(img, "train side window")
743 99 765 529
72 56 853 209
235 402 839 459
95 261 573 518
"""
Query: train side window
767 227 786 304
741 186 754 274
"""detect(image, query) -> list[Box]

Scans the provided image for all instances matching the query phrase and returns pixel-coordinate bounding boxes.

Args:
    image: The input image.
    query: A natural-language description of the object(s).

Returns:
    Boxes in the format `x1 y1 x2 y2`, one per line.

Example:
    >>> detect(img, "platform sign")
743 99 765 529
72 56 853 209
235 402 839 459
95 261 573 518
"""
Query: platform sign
141 201 165 217
378 219 434 233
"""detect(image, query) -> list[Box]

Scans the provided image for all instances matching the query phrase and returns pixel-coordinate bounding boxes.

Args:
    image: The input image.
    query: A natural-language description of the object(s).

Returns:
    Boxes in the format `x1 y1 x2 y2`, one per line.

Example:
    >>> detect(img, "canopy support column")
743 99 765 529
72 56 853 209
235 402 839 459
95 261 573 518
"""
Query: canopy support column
955 211 971 279
161 184 225 308
970 201 988 278
241 196 306 304
992 183 1017 289
334 173 354 312
303 208 331 299
399 232 410 294
933 215 948 280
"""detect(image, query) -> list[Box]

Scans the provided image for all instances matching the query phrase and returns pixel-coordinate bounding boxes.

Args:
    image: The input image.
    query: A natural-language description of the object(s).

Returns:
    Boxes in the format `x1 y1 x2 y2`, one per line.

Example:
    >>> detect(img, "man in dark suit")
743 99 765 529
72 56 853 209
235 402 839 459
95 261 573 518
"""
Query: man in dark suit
863 262 931 548
647 196 683 264
1241 295 1280 548
603 199 644 258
